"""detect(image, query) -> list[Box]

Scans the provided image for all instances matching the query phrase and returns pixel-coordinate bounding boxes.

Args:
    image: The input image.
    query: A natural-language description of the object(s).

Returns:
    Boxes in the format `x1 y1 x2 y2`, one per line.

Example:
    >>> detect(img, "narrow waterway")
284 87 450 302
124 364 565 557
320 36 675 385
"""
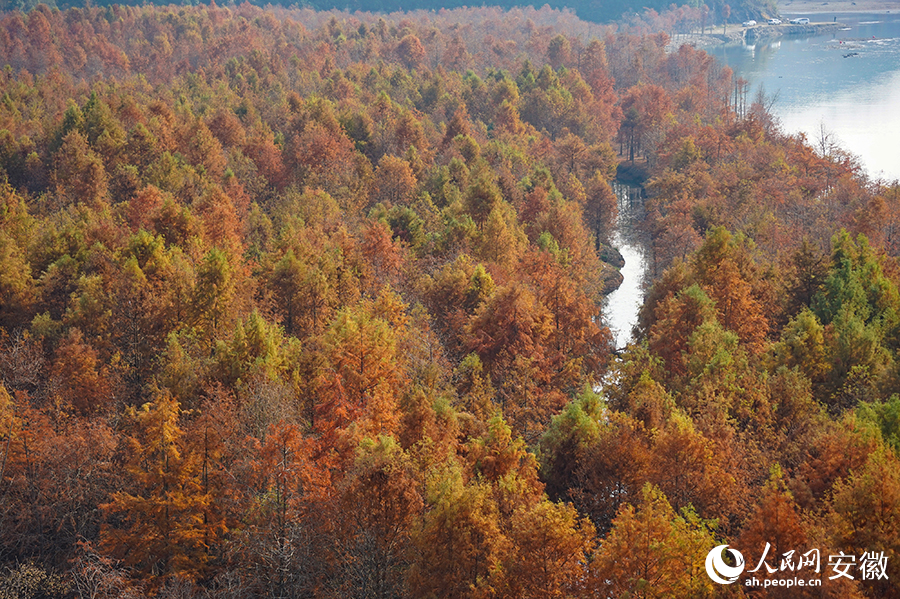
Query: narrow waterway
602 182 650 350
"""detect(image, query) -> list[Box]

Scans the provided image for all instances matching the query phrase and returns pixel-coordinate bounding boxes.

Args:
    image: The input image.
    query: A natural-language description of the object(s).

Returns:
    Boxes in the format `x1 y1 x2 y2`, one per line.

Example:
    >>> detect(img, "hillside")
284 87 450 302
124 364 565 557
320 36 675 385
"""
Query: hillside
0 0 777 27
1 4 899 598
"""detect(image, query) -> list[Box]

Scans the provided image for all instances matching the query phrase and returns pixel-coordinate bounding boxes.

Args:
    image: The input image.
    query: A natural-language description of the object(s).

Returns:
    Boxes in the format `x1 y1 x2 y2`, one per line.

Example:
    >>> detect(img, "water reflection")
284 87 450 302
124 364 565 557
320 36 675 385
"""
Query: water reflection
602 182 650 350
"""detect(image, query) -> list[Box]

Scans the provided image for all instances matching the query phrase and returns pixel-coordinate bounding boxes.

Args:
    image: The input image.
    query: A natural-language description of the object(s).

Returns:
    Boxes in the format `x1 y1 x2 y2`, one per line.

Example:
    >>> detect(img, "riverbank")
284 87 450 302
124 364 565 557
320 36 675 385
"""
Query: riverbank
779 0 900 13
746 21 845 41
666 21 844 51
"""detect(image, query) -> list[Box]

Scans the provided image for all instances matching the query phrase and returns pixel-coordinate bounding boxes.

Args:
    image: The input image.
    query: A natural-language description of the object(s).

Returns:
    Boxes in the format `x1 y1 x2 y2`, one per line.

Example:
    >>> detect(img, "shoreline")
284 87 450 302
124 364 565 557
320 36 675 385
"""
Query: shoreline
778 0 900 13
665 22 844 52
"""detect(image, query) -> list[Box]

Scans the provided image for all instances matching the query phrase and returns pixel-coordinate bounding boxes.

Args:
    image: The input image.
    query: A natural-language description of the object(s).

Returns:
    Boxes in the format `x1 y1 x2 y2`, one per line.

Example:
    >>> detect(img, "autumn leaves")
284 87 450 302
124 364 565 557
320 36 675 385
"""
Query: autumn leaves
2 2 900 597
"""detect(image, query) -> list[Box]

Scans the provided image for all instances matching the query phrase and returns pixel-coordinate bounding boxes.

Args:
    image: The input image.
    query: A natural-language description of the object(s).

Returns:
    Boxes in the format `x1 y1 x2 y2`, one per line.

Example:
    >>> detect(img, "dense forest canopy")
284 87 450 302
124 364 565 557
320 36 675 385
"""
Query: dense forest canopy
1 3 900 598
0 0 777 29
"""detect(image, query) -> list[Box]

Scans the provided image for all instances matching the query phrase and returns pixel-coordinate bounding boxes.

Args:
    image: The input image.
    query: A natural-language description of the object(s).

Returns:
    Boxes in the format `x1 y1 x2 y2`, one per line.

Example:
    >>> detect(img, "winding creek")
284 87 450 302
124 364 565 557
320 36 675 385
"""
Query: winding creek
601 13 900 348
602 181 650 350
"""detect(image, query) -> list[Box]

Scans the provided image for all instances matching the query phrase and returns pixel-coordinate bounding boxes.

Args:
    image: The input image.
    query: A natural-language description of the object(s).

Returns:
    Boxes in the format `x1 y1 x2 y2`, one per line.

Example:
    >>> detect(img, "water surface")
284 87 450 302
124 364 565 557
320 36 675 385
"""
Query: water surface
602 182 647 349
602 16 900 348
708 13 900 181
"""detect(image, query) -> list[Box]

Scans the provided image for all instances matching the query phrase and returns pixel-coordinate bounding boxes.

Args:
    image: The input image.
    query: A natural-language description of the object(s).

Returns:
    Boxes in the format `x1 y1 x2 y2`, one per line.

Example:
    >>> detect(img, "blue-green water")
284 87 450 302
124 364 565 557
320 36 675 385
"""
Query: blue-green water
709 13 900 181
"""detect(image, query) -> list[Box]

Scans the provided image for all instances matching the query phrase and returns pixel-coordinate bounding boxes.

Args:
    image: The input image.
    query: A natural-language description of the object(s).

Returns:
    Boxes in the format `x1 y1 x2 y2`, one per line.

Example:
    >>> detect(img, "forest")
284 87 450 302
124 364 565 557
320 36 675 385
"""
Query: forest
1 3 900 598
0 0 775 35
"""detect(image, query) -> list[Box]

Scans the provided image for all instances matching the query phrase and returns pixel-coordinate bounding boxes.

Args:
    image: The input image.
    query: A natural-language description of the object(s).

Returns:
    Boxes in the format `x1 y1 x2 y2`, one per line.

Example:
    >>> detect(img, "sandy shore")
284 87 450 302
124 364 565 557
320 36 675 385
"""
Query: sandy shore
779 0 900 14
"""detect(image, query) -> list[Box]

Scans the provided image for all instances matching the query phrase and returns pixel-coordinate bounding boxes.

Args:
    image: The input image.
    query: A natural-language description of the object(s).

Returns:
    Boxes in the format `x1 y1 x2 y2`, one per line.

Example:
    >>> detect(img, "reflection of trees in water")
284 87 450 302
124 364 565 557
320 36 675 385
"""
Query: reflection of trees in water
612 181 647 245
604 182 650 348
710 38 782 75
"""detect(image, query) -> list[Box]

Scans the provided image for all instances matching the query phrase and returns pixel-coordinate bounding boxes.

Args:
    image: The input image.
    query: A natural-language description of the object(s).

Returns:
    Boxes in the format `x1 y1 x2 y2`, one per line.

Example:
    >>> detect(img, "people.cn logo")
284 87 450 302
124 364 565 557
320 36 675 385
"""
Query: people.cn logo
706 545 746 584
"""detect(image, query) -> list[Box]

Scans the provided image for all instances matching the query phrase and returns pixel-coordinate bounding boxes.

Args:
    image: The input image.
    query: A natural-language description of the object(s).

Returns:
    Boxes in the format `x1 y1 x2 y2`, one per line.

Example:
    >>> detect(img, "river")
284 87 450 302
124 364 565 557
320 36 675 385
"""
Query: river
602 182 647 350
601 15 900 348
708 12 900 181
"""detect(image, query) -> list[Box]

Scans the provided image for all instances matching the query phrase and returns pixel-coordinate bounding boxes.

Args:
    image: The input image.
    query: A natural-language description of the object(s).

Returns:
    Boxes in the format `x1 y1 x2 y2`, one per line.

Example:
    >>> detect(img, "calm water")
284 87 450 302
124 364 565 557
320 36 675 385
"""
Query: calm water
603 15 900 348
602 182 647 349
709 13 900 181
